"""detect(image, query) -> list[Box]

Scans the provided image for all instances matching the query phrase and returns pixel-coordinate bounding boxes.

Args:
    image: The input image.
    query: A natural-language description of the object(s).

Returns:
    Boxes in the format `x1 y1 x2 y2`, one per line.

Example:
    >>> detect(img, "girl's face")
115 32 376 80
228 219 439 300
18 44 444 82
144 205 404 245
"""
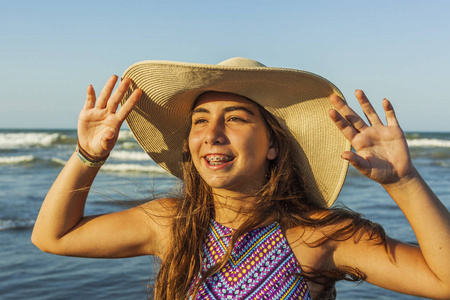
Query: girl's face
188 92 277 196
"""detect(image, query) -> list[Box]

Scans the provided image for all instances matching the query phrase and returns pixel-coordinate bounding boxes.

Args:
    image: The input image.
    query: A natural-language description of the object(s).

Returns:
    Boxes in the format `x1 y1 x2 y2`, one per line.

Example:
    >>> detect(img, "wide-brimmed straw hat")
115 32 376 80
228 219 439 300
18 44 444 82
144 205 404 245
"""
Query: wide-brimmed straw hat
121 57 350 208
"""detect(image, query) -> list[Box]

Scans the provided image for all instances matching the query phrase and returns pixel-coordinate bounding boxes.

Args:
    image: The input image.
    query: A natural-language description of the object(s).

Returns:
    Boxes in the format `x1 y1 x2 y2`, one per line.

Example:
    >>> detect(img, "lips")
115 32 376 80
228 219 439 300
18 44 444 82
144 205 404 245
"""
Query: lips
204 154 235 166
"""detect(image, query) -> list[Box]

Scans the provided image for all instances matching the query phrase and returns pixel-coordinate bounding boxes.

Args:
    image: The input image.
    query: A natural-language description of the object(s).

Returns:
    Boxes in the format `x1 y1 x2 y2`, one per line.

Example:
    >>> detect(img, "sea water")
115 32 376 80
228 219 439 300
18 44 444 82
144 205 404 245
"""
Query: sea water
1 129 449 299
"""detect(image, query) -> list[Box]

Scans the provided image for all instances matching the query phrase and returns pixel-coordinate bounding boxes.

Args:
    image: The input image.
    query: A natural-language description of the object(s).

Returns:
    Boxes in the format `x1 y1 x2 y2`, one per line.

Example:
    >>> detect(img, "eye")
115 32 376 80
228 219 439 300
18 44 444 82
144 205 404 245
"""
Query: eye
227 116 245 122
193 118 208 125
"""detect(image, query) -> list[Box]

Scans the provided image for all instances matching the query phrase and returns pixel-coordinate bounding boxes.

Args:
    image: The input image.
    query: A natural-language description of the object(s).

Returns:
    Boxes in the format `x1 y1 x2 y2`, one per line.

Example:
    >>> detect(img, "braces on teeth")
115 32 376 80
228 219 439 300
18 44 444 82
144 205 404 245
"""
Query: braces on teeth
206 156 233 162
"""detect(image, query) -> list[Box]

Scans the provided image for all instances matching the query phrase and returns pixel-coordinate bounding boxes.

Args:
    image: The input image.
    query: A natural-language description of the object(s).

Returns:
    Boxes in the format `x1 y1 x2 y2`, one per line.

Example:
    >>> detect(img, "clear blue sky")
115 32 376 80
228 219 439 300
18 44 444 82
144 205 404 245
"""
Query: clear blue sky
1 0 449 131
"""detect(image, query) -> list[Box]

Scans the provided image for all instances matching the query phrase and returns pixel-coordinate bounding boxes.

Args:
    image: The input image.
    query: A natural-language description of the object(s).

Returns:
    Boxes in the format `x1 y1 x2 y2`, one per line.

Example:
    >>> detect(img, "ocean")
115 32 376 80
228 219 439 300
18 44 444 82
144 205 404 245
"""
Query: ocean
1 129 449 299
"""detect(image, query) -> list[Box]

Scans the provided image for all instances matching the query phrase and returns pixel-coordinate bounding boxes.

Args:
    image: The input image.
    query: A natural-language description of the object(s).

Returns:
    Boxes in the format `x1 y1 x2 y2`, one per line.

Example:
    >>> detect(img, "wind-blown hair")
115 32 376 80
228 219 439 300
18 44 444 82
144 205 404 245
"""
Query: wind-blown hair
153 95 386 299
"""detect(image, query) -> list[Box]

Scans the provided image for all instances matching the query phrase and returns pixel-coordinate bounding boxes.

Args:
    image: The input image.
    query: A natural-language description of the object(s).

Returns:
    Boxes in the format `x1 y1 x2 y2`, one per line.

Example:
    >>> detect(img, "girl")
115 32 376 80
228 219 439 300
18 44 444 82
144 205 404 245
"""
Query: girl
32 57 450 299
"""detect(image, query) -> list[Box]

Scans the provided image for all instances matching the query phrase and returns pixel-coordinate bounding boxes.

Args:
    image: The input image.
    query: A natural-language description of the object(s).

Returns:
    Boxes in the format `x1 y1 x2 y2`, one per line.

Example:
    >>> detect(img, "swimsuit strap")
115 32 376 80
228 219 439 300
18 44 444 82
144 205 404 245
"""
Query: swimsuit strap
192 219 311 299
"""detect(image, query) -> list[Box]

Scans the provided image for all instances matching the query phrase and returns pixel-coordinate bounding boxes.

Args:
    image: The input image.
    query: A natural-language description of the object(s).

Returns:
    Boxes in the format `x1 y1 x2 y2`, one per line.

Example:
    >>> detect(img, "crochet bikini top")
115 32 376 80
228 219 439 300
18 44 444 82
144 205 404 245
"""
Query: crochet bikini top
191 219 311 299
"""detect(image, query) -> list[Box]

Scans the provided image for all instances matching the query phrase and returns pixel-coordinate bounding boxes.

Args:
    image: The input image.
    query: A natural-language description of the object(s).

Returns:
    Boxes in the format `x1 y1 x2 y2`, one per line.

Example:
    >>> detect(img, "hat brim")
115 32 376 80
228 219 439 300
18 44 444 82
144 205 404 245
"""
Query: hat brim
121 60 350 208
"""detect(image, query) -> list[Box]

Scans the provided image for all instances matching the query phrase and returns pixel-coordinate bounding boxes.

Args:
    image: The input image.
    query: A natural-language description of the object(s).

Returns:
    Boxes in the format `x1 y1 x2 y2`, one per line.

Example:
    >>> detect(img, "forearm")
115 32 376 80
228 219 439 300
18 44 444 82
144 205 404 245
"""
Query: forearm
383 168 450 283
31 152 101 251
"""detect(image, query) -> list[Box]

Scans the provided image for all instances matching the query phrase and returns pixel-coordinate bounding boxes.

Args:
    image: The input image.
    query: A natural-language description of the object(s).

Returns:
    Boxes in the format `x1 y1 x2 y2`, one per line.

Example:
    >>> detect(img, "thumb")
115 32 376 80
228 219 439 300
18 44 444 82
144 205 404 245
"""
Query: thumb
105 130 115 141
100 130 117 152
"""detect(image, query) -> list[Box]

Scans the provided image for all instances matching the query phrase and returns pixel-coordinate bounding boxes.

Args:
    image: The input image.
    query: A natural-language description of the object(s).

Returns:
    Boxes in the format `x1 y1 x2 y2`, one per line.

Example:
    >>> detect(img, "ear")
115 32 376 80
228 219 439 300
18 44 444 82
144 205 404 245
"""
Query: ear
266 146 278 160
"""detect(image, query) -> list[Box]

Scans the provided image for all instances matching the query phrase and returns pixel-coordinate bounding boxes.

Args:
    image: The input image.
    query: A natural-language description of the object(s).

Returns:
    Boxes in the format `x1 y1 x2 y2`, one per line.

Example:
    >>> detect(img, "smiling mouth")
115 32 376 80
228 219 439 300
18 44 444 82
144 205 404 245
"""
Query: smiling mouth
204 155 235 166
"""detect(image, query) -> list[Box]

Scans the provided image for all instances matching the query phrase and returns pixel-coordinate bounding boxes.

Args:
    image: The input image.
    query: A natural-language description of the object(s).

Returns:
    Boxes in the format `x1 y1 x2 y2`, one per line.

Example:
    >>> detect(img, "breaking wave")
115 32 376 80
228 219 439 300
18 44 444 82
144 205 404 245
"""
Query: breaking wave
101 163 166 174
0 132 74 149
407 138 450 148
110 150 151 161
0 155 35 164
0 218 35 231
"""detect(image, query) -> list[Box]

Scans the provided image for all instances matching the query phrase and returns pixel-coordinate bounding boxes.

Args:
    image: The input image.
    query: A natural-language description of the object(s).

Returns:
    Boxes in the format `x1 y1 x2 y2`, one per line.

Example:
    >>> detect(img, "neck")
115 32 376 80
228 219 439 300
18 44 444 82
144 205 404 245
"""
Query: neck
212 189 275 229
212 189 252 228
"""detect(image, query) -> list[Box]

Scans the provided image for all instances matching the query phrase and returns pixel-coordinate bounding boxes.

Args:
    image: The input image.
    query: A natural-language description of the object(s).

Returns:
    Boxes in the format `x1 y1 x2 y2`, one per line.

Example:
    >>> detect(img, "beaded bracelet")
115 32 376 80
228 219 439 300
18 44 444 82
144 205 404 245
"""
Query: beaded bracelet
75 141 109 168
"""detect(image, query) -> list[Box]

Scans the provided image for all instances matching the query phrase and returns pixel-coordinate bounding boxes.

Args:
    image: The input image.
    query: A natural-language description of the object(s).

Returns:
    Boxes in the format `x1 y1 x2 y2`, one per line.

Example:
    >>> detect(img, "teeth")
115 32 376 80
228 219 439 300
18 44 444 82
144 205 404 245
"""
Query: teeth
205 155 233 165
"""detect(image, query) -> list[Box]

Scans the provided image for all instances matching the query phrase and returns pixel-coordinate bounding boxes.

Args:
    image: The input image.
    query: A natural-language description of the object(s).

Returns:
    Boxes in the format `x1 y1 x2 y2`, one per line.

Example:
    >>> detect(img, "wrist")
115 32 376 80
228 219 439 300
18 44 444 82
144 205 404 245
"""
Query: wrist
382 167 421 193
76 141 109 168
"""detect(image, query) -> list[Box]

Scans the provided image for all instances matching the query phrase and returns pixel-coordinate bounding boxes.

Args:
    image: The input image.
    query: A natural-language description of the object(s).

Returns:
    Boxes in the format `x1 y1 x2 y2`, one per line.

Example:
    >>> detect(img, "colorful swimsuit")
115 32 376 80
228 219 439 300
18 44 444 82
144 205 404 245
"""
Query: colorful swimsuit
192 219 311 299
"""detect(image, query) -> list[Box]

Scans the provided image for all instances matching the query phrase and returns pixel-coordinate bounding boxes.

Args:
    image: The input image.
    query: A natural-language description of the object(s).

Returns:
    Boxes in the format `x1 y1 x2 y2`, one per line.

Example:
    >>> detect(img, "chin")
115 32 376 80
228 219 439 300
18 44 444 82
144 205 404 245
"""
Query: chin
204 178 234 190
205 177 263 196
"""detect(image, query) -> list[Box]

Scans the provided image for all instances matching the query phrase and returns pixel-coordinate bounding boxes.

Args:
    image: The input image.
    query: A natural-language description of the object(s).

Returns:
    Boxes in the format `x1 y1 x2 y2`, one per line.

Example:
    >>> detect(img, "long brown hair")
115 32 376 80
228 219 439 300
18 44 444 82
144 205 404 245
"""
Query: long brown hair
153 96 386 299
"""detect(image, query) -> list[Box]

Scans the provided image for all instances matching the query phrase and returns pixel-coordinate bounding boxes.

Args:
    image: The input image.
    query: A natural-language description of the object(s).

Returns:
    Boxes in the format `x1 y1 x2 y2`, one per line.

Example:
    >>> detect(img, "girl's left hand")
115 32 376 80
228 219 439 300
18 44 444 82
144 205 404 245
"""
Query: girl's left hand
329 90 415 185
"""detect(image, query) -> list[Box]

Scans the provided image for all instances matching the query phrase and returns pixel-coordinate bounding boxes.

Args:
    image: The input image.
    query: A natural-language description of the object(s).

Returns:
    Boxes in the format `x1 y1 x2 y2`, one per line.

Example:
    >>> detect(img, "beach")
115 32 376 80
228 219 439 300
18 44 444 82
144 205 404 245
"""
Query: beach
1 129 449 299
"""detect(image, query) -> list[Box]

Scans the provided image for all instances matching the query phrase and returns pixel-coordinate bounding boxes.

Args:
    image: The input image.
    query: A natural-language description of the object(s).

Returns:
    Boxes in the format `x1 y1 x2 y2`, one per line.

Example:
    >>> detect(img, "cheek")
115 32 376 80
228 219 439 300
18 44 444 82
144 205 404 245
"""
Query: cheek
188 131 200 152
245 132 271 159
188 131 203 167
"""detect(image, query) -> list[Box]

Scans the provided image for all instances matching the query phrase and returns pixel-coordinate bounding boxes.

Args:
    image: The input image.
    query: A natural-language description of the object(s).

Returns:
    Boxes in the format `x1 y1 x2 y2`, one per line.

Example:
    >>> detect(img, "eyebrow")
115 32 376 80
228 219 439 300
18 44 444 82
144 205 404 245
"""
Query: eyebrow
192 105 255 115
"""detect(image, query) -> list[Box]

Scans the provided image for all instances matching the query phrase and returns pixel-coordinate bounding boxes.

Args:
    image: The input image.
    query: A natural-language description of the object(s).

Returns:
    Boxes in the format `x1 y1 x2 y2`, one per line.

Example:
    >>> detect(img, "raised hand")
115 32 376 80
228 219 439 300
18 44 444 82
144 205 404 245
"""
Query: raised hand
329 90 415 185
77 76 141 159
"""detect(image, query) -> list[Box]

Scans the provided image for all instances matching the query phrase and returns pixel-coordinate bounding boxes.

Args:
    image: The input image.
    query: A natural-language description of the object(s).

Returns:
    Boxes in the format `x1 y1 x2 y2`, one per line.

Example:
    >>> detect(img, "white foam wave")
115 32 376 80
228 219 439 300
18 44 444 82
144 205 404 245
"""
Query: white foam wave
120 142 140 149
101 163 167 174
110 150 151 161
48 158 163 173
51 158 67 166
0 132 62 149
0 219 35 231
407 138 450 148
0 155 35 164
436 161 450 167
117 130 135 141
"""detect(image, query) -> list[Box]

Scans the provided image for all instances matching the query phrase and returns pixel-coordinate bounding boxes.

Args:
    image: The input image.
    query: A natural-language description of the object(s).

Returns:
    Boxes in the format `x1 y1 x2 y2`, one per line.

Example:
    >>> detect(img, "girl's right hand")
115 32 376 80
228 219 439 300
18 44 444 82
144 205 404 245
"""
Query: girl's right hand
77 75 142 159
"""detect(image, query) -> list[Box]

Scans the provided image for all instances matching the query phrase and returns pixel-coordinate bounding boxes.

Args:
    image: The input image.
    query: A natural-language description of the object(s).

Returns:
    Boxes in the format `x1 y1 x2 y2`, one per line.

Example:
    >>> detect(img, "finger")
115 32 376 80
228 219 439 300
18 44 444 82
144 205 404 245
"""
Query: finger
330 94 368 132
341 151 371 177
116 89 142 121
355 89 383 126
96 75 119 109
106 77 132 113
84 85 96 109
328 108 358 142
383 98 399 127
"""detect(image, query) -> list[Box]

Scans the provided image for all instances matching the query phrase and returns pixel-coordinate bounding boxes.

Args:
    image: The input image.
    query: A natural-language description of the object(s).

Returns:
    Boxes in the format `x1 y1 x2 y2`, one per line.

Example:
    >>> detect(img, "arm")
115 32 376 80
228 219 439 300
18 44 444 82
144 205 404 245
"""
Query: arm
32 76 172 258
329 90 450 299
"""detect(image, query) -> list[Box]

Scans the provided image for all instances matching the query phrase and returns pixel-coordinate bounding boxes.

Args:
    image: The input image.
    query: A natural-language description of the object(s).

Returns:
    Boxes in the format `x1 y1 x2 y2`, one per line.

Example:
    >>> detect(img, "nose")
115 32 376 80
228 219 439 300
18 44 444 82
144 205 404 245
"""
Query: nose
204 119 227 145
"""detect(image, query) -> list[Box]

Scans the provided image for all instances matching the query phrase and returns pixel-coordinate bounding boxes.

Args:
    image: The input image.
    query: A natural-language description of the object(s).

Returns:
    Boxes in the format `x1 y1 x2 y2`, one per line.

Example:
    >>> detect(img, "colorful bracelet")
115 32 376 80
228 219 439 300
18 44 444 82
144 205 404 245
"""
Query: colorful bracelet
75 141 109 168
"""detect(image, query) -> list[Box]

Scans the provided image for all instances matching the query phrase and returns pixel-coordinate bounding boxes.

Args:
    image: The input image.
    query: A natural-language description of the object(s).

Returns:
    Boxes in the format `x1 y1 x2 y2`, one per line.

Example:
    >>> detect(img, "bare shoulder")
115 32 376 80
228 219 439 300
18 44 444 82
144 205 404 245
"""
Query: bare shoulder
284 209 381 269
284 212 342 298
136 197 180 256
285 213 339 267
138 197 180 220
